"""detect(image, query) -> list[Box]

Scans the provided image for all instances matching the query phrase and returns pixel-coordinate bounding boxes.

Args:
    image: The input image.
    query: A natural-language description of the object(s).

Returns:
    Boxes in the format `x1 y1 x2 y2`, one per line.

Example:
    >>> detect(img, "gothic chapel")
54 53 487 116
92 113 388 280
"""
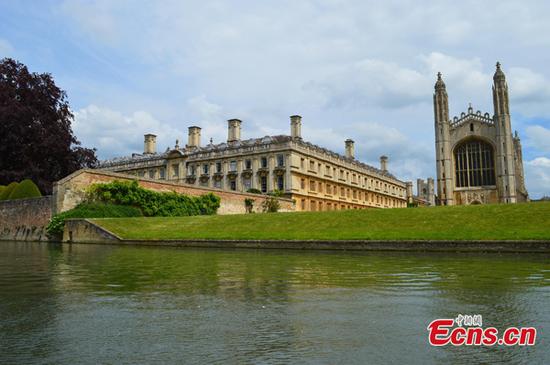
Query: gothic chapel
434 63 528 205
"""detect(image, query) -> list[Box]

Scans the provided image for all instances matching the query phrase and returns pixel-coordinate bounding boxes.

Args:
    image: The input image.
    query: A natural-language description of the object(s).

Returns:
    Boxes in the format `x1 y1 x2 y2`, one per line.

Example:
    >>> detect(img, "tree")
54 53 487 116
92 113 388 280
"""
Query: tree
0 58 98 194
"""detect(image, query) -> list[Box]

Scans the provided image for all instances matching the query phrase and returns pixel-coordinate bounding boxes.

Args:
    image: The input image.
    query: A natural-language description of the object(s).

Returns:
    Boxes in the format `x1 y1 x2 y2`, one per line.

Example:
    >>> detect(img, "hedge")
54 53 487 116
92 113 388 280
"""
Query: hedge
8 179 42 200
0 182 18 200
87 180 221 216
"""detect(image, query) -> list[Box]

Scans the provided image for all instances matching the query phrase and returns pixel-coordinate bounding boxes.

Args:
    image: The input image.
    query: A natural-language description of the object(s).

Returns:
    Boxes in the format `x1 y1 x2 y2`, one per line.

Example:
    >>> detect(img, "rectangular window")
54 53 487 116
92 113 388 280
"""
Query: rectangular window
172 164 179 177
310 160 315 170
159 167 166 179
230 160 237 172
301 179 305 189
187 165 195 176
245 159 252 169
216 162 222 173
243 178 252 190
301 158 305 168
277 176 284 190
149 170 155 179
230 180 237 191
310 180 316 191
277 154 284 167
203 164 209 174
214 180 222 189
261 157 268 168
260 176 267 193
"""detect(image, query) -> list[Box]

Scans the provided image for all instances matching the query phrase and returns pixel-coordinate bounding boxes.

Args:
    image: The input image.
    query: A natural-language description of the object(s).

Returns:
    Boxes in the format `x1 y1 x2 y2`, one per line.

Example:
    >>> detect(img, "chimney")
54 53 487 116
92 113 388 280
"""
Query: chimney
290 115 302 139
380 155 388 172
345 139 355 159
227 119 242 142
143 134 157 154
187 126 201 148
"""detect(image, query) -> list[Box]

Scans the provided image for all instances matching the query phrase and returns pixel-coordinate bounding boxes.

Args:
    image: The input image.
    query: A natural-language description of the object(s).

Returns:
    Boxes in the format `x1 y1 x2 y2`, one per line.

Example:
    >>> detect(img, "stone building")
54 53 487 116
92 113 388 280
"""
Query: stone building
416 178 435 206
434 63 528 205
99 116 409 211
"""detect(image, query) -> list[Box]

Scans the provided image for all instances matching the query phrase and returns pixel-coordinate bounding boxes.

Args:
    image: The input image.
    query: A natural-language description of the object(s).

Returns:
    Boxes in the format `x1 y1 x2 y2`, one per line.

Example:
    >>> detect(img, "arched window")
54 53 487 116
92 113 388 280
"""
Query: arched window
454 140 495 187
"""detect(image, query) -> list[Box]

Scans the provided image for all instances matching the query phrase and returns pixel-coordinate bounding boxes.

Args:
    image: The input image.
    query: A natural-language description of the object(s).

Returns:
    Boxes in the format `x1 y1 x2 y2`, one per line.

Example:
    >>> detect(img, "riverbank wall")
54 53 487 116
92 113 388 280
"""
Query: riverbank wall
0 196 52 241
0 169 296 242
62 219 550 253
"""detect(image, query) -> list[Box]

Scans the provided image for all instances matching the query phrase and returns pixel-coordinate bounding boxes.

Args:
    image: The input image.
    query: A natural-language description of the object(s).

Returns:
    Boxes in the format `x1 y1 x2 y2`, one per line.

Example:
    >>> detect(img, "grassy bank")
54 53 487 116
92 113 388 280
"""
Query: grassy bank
90 202 550 241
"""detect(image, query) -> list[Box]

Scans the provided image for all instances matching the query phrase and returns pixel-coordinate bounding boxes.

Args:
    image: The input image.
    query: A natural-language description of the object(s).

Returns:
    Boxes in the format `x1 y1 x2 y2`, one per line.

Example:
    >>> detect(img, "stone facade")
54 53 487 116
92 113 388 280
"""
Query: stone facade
0 196 52 241
434 63 529 206
99 116 409 211
52 169 295 215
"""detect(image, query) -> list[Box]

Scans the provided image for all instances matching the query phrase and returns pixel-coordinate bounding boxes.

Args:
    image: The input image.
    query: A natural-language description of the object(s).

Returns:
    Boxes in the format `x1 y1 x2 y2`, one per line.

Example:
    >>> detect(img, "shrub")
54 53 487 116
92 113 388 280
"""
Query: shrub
0 186 4 196
87 180 221 216
0 182 18 200
262 196 280 213
247 188 262 194
244 198 255 213
268 189 284 197
8 179 42 200
46 203 143 239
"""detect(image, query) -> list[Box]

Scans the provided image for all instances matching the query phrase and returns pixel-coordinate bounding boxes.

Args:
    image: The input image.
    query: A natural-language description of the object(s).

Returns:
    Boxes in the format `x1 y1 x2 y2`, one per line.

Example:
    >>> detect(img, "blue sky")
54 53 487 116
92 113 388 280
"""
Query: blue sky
1 0 549 197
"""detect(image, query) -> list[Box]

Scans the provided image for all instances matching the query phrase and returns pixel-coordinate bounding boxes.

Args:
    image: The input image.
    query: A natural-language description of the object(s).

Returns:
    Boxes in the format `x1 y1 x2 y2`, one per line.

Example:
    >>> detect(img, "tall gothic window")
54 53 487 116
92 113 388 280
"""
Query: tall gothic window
454 140 495 187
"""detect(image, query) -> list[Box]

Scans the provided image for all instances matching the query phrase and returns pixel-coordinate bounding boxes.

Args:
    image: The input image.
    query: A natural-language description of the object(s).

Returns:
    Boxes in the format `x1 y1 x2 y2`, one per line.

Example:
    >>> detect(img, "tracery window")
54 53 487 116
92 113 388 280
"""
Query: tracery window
454 140 495 187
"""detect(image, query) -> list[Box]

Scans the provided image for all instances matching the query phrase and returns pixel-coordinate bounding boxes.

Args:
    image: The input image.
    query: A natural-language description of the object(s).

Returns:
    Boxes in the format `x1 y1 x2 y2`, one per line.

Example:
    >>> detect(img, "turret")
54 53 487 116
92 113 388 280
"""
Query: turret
433 72 453 205
492 62 517 203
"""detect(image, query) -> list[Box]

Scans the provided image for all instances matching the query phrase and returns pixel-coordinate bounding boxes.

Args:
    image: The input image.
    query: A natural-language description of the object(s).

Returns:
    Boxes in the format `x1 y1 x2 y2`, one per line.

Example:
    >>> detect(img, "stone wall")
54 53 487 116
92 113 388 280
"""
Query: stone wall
0 196 52 241
53 169 295 215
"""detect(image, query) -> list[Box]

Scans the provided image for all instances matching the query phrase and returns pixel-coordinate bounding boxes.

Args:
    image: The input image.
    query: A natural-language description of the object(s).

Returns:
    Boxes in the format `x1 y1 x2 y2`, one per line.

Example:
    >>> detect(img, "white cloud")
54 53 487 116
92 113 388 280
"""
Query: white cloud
525 125 550 153
72 105 184 159
525 157 550 198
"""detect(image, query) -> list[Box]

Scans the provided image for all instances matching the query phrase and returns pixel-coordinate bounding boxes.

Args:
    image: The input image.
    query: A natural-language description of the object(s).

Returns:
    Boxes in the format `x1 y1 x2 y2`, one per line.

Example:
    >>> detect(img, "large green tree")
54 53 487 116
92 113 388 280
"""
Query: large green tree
0 58 98 194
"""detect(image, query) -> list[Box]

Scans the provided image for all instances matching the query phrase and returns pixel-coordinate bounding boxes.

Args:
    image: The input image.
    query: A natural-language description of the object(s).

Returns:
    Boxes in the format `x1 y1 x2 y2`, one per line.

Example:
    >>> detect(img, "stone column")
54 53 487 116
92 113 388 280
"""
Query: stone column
285 153 292 191
236 159 243 191
251 158 259 189
267 155 274 192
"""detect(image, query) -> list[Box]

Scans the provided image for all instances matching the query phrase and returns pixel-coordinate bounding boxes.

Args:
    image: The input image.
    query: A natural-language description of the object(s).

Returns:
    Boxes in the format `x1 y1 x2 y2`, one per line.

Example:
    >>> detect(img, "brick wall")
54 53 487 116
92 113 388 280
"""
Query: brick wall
0 196 52 241
53 169 295 215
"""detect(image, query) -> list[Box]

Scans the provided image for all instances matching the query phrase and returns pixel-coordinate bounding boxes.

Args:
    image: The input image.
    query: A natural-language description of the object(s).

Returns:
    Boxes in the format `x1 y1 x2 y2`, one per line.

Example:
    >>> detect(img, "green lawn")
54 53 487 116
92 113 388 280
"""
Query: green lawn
90 202 550 241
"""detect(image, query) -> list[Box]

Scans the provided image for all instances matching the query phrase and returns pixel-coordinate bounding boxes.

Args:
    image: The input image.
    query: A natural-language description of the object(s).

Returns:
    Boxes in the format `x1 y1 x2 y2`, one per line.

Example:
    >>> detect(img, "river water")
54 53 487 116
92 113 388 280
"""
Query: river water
0 242 548 364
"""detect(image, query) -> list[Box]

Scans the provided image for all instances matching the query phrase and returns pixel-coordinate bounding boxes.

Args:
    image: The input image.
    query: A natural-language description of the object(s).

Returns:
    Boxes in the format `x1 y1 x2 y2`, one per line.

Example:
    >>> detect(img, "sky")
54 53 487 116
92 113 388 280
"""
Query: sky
1 0 549 198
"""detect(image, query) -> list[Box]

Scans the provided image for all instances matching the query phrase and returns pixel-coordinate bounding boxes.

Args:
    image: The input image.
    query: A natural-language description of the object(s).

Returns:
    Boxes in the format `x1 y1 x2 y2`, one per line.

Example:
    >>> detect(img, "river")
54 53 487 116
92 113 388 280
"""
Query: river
0 242 548 364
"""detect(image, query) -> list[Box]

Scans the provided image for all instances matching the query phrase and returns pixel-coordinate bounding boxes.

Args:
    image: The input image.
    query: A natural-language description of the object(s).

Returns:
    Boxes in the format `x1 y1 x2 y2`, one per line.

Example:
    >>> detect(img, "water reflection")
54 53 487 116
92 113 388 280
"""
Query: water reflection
0 242 548 364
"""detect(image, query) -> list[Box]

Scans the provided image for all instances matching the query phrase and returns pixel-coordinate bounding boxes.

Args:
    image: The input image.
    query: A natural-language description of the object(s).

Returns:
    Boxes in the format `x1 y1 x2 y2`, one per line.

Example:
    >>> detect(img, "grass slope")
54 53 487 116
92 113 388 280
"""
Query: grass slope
91 202 550 241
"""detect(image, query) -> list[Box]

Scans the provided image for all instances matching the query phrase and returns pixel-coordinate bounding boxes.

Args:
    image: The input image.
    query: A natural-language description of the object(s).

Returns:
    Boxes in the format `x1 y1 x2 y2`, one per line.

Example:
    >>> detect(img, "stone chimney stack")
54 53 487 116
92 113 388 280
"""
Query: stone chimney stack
380 155 388 172
345 139 355 159
290 115 302 139
143 134 157 154
227 119 242 142
187 126 201 148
